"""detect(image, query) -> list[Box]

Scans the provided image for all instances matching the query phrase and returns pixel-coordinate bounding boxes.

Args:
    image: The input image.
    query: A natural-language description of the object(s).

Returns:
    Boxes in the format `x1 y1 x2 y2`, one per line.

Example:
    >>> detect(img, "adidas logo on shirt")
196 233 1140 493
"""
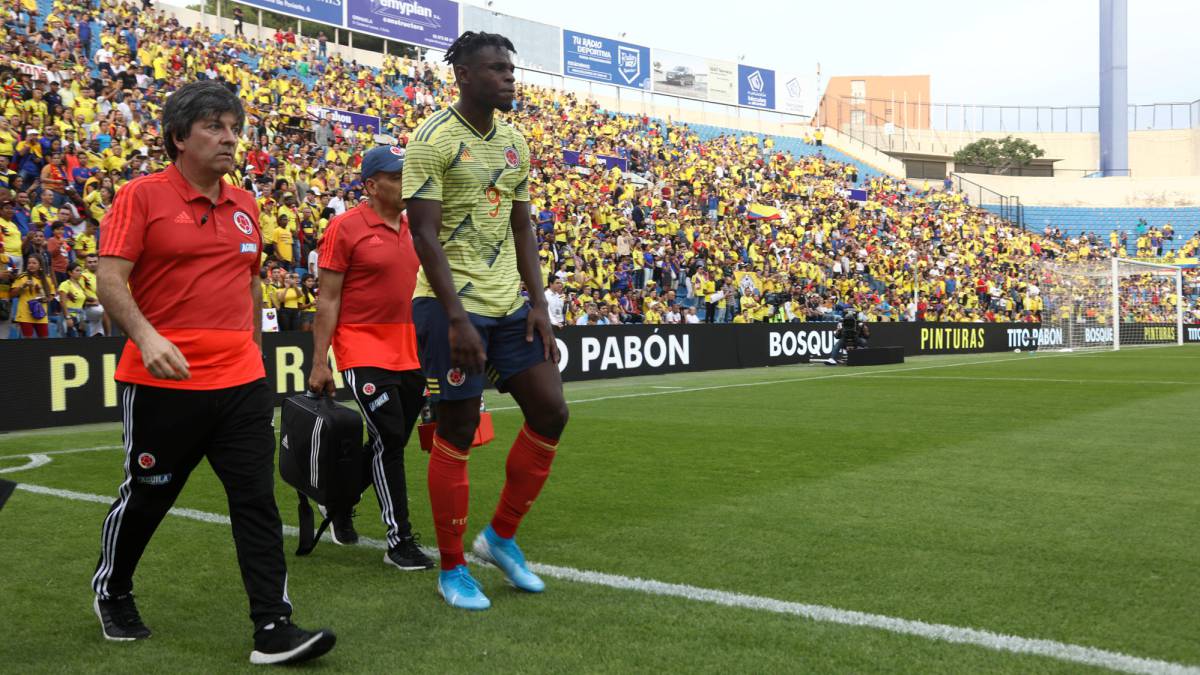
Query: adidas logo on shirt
173 211 193 225
368 235 384 246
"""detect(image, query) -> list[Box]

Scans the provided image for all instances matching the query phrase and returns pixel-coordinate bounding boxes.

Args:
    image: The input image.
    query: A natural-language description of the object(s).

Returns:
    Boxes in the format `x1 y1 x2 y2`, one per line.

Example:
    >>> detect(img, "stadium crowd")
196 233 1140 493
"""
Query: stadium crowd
1 0 1198 339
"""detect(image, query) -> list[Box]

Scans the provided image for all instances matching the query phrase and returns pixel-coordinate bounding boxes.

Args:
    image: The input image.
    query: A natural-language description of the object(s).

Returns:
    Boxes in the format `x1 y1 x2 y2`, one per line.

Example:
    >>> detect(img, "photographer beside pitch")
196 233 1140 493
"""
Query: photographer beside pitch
306 145 434 571
90 81 335 665
826 310 870 365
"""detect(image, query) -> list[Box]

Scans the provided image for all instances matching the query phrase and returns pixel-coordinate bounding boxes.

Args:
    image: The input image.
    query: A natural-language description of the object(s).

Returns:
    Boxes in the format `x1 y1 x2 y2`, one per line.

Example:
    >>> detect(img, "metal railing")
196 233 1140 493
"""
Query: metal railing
952 174 1024 230
823 96 1200 134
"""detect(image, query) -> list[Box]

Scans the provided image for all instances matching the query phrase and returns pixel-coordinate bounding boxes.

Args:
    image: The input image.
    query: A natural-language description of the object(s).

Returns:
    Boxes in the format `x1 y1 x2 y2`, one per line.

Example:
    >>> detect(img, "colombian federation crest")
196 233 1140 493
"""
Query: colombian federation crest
233 210 254 236
503 147 520 168
137 453 156 469
447 368 466 387
362 382 376 396
389 146 404 157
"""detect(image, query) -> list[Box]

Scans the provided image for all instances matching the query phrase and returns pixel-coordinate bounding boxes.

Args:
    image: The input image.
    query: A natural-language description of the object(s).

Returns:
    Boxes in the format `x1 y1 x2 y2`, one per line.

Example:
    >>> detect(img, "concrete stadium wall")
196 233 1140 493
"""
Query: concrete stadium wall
955 174 1200 207
890 128 1200 177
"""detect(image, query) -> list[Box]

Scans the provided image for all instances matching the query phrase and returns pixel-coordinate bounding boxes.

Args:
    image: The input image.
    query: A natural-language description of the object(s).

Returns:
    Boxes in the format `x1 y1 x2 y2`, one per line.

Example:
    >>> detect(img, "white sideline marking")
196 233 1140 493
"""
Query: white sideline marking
0 454 51 474
650 386 683 389
0 445 123 460
11 481 1200 675
859 375 1200 387
486 353 1055 412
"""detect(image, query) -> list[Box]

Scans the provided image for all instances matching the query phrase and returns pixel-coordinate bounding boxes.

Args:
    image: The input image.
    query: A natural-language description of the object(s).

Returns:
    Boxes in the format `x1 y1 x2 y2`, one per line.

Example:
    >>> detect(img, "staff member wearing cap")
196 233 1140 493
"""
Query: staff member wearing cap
91 81 335 665
307 145 434 571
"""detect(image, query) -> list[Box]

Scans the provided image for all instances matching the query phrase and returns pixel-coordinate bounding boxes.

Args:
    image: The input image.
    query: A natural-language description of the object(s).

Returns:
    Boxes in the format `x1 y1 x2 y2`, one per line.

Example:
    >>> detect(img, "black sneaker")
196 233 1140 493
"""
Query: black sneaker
329 510 358 546
385 533 435 571
249 617 336 665
94 594 151 641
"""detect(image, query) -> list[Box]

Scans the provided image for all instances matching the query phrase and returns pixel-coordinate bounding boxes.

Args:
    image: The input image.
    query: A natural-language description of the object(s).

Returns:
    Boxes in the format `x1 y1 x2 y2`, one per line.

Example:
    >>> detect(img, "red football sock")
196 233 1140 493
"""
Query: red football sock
490 424 558 540
428 433 470 571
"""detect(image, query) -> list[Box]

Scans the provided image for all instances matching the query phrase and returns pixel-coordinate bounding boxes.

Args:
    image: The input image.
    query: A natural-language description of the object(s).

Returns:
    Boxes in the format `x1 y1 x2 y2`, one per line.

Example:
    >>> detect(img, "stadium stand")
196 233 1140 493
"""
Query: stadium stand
1 0 1196 340
983 205 1200 255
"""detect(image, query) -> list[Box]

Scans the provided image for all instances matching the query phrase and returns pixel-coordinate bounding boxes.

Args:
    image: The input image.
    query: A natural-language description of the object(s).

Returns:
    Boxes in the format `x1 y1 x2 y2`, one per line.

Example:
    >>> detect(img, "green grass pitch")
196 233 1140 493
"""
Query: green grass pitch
1 348 1198 673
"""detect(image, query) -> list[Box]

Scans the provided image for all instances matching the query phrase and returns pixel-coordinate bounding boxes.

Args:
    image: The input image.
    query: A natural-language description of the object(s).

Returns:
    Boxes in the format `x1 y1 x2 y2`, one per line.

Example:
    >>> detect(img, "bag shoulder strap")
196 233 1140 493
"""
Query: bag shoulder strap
294 492 331 556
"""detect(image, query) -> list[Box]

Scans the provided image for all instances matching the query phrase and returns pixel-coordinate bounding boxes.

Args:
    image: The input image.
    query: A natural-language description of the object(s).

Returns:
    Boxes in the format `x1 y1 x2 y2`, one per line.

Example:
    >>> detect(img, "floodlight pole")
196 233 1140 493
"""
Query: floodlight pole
1099 0 1129 177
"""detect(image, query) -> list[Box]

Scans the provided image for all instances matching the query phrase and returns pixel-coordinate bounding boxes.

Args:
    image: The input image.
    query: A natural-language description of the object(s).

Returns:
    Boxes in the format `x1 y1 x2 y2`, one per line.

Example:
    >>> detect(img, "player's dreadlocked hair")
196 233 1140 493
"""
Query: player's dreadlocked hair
443 31 516 65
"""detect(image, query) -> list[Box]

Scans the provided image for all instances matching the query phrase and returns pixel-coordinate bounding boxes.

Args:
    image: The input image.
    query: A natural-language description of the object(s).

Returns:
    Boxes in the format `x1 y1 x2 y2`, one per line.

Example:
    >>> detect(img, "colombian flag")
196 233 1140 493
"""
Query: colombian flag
746 204 782 221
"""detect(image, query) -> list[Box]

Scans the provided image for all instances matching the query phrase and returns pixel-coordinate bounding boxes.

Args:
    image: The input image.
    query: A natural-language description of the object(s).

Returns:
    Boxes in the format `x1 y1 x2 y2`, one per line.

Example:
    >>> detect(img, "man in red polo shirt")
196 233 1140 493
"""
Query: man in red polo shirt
307 145 433 571
91 81 335 666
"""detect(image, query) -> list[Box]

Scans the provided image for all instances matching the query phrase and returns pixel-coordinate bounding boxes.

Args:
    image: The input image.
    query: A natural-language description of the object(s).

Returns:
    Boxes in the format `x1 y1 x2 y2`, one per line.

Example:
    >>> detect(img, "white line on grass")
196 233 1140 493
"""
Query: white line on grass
11 481 1199 675
484 352 1064 412
0 422 122 440
0 356 1024 458
0 454 51 474
857 375 1200 387
0 445 123 460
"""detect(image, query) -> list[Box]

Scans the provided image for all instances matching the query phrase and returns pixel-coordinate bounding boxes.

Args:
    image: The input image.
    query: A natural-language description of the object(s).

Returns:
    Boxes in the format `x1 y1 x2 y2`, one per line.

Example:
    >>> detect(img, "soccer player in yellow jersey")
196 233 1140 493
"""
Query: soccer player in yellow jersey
404 31 568 611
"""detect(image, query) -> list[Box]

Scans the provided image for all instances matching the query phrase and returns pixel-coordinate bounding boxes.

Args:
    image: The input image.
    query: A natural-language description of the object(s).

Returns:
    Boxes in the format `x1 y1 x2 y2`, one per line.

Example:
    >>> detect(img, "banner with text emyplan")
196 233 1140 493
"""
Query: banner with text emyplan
346 0 459 49
234 0 345 27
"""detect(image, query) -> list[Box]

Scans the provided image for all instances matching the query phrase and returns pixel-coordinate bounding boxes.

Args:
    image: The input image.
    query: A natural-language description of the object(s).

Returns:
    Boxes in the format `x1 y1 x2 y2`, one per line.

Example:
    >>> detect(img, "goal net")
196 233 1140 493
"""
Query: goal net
1039 258 1184 351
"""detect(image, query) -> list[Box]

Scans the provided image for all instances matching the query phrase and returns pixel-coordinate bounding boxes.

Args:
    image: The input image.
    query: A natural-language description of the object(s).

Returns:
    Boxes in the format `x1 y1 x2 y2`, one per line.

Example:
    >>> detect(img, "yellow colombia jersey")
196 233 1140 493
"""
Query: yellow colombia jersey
403 106 531 318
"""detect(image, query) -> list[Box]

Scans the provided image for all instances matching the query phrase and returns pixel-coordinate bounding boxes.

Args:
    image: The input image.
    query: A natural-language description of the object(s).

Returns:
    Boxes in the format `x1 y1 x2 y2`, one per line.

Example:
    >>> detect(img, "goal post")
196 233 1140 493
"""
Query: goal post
1040 257 1185 352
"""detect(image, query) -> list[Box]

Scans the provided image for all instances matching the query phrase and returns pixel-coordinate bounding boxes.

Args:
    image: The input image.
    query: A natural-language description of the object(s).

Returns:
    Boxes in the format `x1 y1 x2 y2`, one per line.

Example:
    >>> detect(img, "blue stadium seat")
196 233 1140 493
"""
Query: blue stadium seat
980 204 1200 253
685 123 882 180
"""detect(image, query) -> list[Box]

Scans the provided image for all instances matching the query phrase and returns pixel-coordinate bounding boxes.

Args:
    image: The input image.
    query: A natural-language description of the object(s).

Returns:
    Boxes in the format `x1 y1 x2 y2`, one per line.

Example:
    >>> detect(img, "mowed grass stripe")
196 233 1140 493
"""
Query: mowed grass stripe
2 347 1197 672
11 481 1199 675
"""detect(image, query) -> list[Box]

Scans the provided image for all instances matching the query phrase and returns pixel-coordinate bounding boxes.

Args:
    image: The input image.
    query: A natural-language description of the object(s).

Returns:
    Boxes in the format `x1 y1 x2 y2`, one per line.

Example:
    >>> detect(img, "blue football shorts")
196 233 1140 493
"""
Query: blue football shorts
412 297 547 401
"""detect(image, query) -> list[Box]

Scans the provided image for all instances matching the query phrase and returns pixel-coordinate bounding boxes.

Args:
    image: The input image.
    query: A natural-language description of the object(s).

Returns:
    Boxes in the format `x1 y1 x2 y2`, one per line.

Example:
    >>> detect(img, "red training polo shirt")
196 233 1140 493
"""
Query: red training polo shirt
318 203 420 372
100 164 265 389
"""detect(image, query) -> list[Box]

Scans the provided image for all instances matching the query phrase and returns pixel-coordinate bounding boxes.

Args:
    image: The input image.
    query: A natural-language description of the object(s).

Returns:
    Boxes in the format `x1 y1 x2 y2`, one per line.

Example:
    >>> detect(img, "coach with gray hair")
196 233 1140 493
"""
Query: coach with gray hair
90 80 336 665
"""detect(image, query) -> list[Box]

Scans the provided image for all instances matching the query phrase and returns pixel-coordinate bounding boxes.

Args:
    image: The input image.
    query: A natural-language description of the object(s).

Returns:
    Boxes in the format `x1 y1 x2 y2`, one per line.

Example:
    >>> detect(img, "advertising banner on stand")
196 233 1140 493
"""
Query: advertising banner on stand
14 323 1185 431
650 49 709 100
462 5 561 74
776 70 806 116
346 0 459 50
706 58 738 105
561 150 627 172
306 105 381 134
737 63 775 110
235 0 345 27
562 30 650 90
